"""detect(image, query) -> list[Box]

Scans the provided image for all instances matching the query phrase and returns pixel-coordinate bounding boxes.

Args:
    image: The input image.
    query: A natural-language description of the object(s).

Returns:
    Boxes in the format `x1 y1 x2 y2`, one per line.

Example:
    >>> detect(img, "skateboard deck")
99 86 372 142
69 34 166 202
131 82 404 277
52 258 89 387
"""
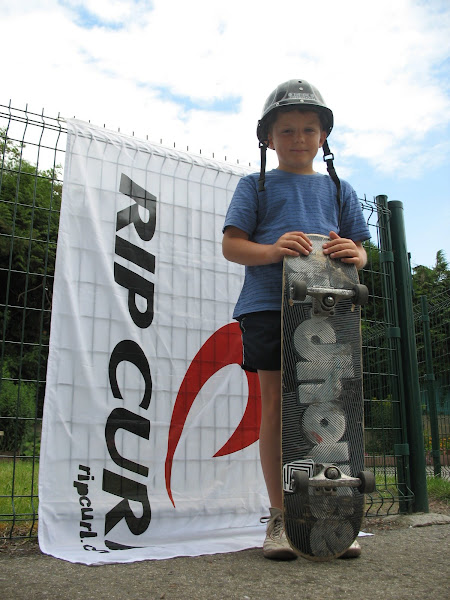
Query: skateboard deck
281 234 374 561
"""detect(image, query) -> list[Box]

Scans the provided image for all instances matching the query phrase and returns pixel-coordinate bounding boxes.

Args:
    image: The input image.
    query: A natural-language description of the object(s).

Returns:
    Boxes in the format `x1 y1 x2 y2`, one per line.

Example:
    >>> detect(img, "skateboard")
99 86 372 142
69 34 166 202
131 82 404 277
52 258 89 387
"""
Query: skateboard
281 234 375 561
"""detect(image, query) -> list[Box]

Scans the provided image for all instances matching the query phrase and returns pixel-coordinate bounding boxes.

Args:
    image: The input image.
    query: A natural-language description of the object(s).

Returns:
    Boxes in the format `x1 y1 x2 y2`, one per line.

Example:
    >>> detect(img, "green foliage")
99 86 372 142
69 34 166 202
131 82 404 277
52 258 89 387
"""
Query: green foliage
0 128 62 388
0 363 36 453
413 252 450 383
20 429 41 458
365 399 396 455
360 240 383 328
423 432 450 452
413 250 450 298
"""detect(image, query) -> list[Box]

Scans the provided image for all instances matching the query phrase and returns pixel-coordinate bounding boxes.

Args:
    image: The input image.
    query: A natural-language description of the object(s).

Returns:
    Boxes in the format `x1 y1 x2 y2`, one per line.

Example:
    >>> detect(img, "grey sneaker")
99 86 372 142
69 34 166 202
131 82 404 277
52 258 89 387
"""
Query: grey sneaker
261 508 297 560
338 539 361 559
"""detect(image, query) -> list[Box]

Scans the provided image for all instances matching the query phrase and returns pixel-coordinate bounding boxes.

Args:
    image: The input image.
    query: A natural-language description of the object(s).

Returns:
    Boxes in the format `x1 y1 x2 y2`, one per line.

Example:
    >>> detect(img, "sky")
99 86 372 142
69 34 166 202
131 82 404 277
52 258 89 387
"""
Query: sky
2 0 449 268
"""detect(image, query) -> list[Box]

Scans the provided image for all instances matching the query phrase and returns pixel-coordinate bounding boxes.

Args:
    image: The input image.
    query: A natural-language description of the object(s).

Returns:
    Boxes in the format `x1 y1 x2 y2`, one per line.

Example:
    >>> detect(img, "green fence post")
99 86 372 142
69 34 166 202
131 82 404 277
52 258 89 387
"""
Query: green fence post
388 200 429 512
376 195 411 512
420 295 441 477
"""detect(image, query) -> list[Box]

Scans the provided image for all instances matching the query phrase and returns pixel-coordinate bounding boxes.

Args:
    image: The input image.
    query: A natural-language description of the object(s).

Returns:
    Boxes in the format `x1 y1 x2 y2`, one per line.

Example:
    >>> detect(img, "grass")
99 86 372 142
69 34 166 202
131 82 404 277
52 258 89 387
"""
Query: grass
374 471 450 499
0 458 39 537
427 475 450 502
364 471 450 516
374 471 450 500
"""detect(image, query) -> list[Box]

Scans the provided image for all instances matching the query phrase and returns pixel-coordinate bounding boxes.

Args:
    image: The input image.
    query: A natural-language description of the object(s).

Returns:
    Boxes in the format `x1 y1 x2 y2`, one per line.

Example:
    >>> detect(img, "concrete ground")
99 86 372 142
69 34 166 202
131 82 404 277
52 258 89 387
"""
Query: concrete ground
1 513 449 600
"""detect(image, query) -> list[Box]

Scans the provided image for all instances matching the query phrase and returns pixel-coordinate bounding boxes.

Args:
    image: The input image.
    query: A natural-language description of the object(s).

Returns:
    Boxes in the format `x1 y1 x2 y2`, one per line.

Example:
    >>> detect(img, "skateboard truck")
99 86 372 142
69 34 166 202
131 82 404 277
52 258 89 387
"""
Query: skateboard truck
289 281 369 316
290 464 376 495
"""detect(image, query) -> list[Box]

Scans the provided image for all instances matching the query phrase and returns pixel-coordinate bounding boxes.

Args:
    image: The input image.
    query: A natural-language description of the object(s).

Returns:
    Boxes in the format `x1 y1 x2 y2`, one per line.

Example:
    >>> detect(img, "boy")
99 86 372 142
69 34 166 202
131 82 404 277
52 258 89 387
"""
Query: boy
222 79 370 560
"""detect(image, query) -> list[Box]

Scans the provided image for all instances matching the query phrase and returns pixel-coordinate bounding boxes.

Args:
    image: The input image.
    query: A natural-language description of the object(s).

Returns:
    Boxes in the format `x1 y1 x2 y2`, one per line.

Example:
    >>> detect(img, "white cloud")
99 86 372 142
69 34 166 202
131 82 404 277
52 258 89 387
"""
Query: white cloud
58 0 153 26
2 0 449 174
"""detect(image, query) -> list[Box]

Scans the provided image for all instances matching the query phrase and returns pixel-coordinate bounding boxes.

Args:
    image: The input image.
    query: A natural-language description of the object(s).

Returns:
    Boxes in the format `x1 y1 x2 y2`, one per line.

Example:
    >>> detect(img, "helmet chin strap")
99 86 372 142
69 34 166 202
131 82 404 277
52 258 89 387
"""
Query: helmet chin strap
322 140 342 229
258 141 268 192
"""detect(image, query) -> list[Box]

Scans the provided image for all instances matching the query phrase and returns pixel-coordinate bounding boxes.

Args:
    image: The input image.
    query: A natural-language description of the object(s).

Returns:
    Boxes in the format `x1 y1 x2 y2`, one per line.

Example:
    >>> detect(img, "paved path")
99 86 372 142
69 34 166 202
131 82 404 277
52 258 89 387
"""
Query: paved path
1 514 449 600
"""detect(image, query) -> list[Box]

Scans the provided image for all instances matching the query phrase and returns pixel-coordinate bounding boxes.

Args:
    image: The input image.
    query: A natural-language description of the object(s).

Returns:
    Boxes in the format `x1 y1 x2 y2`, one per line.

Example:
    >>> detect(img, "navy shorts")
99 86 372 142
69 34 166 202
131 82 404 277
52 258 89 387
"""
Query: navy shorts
237 311 281 372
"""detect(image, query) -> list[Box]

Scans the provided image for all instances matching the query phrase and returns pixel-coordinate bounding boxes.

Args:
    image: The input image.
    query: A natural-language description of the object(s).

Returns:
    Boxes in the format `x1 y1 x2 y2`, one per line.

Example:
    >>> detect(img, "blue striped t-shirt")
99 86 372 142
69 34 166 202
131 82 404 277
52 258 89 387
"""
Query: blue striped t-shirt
223 169 371 319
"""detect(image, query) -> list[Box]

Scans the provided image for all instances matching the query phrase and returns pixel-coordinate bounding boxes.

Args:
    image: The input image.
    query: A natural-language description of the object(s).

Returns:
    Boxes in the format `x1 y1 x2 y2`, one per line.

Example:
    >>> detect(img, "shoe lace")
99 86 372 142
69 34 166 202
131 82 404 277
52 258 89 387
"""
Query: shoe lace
260 513 284 537
270 515 284 537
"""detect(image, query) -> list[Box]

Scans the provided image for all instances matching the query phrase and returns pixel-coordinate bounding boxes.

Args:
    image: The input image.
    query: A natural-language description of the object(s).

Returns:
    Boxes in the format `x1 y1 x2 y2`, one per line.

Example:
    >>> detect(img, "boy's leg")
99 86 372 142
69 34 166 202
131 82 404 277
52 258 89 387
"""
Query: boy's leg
258 369 282 509
258 368 296 559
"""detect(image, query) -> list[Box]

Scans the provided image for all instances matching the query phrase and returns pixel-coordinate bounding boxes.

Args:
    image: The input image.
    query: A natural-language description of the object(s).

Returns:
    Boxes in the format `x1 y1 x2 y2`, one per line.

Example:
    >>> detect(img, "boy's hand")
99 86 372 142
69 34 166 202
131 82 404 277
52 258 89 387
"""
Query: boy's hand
322 231 367 269
223 227 312 266
269 231 313 262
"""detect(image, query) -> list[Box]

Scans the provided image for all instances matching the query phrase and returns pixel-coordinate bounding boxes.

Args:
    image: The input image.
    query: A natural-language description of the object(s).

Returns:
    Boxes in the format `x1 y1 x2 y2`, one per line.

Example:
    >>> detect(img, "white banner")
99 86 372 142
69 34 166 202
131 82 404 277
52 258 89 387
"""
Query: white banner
38 120 267 564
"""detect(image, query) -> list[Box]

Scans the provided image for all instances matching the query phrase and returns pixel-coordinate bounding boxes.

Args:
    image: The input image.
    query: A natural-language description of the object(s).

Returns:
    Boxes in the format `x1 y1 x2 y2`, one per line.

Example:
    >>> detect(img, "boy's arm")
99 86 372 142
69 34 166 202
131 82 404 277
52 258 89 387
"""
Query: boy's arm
222 226 313 266
322 231 367 269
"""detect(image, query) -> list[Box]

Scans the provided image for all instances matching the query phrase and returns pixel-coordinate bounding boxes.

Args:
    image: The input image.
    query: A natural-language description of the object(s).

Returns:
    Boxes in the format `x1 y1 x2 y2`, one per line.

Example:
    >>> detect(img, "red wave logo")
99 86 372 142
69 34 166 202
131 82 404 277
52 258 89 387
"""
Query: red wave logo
164 322 261 507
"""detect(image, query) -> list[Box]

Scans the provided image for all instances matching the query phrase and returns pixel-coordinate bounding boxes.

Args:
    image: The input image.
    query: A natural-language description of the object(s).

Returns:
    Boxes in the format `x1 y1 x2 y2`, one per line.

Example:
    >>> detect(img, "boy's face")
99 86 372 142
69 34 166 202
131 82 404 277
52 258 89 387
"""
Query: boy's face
268 110 327 175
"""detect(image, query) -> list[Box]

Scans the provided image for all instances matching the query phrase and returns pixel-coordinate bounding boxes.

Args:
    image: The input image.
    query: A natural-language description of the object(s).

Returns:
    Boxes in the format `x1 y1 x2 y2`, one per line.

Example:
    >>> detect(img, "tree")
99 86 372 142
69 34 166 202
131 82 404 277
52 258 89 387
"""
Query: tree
412 250 450 298
0 129 62 410
412 251 450 390
0 360 36 453
359 240 394 392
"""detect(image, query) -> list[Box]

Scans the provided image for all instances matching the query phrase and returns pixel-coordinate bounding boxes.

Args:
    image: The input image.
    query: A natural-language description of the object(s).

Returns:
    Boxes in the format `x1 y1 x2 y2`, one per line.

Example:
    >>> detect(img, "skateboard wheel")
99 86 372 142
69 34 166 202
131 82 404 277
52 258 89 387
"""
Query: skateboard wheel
291 470 309 494
291 280 307 302
352 284 369 306
357 470 376 494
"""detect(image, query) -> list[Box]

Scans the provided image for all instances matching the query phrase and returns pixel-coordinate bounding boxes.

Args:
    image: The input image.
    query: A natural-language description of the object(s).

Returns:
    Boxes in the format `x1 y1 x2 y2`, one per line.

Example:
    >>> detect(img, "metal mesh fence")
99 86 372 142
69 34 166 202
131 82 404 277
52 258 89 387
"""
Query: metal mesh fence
0 103 430 538
0 104 64 538
360 197 413 515
415 290 450 479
